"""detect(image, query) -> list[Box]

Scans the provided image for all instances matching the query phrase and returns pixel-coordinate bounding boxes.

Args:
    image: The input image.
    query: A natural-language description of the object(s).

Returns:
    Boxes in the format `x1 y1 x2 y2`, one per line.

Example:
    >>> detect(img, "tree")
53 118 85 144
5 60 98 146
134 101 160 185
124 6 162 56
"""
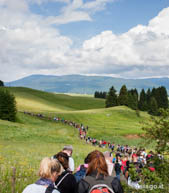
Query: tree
138 89 147 111
0 80 4 87
146 88 151 109
148 97 158 116
118 85 128 106
94 91 107 99
128 89 139 110
105 86 118 107
127 109 169 193
128 92 138 110
0 88 17 121
143 109 169 153
156 86 168 109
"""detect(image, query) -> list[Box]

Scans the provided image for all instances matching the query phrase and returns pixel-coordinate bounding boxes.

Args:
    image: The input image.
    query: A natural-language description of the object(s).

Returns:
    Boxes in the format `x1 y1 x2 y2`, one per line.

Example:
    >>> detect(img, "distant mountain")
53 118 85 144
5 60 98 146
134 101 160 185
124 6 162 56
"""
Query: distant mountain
5 74 169 94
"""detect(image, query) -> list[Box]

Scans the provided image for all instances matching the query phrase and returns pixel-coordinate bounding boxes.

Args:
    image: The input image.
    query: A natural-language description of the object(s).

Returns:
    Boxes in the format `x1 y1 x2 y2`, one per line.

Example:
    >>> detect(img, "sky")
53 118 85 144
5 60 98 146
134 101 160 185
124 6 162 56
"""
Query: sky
0 0 169 82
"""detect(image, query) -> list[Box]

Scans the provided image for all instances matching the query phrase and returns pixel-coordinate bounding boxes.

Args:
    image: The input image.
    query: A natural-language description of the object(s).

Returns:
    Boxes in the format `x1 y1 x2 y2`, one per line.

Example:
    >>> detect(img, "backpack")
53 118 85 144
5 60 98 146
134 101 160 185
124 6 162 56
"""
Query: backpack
45 185 57 193
89 184 115 193
55 172 70 188
74 165 86 182
115 162 121 173
84 175 115 193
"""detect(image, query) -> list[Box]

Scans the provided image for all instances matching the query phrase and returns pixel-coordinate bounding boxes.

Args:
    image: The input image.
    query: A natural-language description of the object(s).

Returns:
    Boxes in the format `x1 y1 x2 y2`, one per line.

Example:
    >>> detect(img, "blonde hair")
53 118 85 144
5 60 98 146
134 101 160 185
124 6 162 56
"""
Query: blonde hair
39 157 61 179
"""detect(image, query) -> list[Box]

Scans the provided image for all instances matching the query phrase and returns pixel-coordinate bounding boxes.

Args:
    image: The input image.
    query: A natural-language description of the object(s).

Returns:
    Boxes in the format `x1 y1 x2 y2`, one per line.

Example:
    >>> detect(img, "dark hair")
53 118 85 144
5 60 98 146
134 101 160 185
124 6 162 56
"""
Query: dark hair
55 152 69 170
86 150 108 178
84 152 92 164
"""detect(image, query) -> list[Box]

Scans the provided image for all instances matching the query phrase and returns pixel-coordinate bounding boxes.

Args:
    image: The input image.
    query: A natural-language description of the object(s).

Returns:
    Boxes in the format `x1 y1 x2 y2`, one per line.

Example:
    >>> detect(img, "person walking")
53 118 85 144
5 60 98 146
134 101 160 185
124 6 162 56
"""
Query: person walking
77 150 124 193
22 157 61 193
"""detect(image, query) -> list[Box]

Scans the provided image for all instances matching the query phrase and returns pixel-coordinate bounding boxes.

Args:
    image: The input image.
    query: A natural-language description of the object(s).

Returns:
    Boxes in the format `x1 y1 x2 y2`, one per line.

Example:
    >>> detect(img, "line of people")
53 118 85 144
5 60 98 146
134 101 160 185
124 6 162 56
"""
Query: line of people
22 111 160 191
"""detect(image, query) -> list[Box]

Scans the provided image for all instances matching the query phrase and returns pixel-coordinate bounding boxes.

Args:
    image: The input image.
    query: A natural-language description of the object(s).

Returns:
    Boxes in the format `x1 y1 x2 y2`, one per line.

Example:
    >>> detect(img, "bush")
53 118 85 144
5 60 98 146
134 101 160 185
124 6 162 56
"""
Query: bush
127 109 169 193
0 88 17 121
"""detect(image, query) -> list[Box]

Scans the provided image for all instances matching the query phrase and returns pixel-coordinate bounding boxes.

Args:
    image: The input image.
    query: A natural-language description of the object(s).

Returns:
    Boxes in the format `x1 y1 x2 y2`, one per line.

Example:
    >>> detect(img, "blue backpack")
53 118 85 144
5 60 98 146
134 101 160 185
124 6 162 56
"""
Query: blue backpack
74 165 86 182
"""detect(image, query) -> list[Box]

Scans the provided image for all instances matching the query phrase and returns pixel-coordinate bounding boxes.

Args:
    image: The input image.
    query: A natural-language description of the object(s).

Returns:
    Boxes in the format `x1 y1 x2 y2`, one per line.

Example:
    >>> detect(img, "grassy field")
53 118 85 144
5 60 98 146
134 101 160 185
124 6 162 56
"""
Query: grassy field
7 87 105 112
0 87 152 193
0 113 100 193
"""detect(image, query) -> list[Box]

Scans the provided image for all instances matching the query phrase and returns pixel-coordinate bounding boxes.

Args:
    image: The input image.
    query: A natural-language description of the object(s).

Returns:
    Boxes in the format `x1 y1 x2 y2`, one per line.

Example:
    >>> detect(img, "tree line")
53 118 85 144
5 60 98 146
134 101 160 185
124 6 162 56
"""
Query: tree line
0 80 17 121
95 85 168 115
94 91 107 99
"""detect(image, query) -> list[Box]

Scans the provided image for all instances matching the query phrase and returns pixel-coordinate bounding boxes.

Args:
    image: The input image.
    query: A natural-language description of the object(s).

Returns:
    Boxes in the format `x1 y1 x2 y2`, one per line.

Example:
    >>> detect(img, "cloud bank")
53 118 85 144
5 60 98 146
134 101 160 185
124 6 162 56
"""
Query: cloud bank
0 0 169 81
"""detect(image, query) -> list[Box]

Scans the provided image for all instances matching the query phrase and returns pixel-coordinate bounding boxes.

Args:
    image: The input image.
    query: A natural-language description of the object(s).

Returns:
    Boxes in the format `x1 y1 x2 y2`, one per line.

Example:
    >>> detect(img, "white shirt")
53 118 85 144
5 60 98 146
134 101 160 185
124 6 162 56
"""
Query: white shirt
22 184 60 193
69 157 75 172
105 159 114 176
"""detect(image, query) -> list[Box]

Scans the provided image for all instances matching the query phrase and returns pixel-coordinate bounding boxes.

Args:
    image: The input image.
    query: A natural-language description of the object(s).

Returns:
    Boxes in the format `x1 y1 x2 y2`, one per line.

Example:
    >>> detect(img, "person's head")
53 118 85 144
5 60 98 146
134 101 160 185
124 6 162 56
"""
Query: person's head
39 157 61 182
63 145 73 156
84 152 92 164
55 152 69 170
86 150 108 178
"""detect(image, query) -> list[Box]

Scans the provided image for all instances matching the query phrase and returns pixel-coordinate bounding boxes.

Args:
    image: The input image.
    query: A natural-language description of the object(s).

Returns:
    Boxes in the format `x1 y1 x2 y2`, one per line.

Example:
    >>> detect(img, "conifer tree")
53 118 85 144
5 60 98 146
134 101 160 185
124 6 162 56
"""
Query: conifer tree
138 89 147 111
0 80 4 87
105 86 118 107
128 92 138 110
118 85 128 106
148 97 158 115
146 88 151 110
156 86 168 109
0 88 17 121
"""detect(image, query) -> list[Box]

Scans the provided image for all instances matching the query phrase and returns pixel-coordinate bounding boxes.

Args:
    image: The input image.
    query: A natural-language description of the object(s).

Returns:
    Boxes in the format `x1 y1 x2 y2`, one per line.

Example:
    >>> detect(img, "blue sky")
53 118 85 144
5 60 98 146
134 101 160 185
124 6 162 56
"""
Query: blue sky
0 0 169 81
29 0 169 43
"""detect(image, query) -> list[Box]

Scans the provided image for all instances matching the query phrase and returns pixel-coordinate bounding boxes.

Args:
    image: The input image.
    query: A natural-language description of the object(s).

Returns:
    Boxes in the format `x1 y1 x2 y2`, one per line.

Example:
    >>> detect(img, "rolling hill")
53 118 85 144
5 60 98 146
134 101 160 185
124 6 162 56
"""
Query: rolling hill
5 86 148 139
5 74 169 94
6 87 105 112
0 86 152 193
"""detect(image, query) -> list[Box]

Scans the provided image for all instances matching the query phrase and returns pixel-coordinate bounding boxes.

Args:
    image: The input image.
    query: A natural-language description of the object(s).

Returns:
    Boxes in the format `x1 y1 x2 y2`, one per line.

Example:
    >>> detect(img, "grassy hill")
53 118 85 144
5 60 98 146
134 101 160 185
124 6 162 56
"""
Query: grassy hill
6 87 105 112
0 87 151 193
0 113 100 192
4 87 148 139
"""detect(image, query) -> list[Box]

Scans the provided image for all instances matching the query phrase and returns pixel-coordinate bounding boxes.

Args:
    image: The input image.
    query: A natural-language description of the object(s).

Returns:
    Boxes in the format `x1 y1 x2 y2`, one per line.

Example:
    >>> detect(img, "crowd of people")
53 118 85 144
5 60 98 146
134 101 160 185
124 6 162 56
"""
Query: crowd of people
22 111 159 192
22 143 159 193
22 147 124 193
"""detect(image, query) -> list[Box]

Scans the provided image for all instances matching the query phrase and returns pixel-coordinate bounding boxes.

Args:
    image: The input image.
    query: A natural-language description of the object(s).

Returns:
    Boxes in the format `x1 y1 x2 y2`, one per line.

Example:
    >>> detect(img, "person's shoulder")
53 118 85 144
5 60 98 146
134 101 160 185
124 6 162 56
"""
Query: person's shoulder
22 184 46 193
52 189 60 193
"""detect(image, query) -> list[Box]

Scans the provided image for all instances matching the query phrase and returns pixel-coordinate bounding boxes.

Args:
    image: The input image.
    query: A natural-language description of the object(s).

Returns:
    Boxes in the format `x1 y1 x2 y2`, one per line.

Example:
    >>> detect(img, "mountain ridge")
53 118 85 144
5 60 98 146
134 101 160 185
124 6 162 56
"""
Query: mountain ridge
5 74 169 94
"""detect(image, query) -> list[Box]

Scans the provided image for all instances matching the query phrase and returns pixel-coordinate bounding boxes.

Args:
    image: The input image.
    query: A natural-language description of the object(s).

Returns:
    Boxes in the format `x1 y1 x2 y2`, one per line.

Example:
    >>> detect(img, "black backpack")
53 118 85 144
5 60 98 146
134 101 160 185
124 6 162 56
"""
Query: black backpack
74 165 87 182
45 185 57 193
115 163 121 173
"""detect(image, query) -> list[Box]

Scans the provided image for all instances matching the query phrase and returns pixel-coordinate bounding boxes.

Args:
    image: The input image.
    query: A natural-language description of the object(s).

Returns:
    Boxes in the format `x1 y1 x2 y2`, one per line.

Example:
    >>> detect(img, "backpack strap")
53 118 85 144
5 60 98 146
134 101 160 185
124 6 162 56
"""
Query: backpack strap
45 185 57 193
55 172 70 188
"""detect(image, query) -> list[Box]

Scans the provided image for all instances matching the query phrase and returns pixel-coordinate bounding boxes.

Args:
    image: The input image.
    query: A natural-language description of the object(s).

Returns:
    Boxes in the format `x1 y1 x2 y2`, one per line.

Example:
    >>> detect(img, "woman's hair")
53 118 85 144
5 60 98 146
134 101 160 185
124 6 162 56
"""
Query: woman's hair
86 150 108 178
39 157 61 179
55 152 69 170
84 152 92 164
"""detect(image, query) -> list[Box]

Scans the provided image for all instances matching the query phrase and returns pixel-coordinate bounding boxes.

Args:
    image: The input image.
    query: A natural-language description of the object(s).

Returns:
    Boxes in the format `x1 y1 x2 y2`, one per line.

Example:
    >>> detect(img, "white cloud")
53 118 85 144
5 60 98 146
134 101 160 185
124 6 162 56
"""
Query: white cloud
77 7 169 77
0 1 169 82
83 0 115 12
46 0 115 25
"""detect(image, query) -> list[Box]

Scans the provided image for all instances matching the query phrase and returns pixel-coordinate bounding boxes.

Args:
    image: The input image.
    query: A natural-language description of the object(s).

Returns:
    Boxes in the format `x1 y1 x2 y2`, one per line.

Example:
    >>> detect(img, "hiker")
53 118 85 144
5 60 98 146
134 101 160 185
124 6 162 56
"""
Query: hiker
103 151 114 176
62 145 74 173
22 157 61 193
114 156 122 181
77 150 124 193
53 152 76 193
74 152 92 182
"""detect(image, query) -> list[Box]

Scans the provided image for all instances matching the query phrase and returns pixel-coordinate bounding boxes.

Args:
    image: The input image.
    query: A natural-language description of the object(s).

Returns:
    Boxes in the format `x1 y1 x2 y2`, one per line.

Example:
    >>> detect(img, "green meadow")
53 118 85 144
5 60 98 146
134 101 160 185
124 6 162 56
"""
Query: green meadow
0 87 151 193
